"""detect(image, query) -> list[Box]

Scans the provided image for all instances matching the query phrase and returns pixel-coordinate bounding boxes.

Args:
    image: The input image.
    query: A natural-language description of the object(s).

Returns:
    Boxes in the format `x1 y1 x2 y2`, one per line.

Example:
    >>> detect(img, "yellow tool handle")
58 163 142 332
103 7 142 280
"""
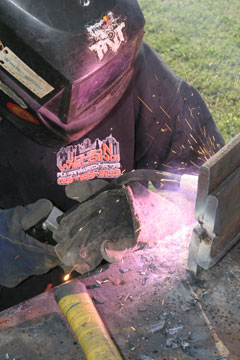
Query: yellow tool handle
55 281 123 360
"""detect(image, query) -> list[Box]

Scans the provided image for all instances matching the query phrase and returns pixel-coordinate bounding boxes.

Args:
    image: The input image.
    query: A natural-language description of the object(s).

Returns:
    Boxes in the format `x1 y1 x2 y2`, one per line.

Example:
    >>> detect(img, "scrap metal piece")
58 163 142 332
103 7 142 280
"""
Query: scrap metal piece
42 206 63 232
187 134 240 273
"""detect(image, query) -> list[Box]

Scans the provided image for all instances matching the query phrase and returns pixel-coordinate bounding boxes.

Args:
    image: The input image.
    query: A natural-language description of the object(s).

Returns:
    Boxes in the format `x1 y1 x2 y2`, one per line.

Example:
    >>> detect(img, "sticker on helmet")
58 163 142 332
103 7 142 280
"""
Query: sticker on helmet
87 12 126 61
7 103 40 125
0 47 54 98
0 80 27 109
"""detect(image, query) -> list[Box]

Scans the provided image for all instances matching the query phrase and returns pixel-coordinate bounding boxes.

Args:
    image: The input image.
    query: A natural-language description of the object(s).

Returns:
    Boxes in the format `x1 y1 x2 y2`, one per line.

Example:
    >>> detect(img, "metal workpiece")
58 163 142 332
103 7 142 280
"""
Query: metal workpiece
42 206 63 232
187 134 240 273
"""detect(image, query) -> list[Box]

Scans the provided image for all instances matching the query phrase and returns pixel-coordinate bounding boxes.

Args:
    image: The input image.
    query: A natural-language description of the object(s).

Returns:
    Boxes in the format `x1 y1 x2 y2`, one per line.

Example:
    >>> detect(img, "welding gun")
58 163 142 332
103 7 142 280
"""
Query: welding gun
40 170 198 235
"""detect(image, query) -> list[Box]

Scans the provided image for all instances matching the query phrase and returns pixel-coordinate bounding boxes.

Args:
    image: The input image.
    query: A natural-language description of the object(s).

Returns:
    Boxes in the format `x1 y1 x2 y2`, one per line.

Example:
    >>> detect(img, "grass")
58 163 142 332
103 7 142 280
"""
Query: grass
138 0 240 142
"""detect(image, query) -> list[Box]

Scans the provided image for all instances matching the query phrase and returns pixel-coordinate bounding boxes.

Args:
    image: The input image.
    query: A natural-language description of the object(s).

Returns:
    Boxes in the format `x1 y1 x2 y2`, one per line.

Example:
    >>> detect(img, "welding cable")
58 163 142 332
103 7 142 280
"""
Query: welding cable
54 281 123 360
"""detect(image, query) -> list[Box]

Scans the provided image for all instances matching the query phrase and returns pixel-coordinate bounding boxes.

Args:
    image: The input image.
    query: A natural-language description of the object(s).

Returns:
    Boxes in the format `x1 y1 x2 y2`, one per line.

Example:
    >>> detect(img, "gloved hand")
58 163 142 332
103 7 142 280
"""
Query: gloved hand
53 169 180 275
53 180 140 274
0 199 62 288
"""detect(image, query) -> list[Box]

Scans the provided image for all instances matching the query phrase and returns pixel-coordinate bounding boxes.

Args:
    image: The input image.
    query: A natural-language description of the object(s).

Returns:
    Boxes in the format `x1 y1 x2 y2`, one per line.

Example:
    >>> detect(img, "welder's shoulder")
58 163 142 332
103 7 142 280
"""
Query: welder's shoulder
135 42 183 99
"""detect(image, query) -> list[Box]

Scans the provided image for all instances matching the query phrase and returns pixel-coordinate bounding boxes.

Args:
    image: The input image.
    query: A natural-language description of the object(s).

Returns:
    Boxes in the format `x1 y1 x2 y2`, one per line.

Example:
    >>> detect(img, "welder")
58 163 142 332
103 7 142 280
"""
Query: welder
0 0 224 309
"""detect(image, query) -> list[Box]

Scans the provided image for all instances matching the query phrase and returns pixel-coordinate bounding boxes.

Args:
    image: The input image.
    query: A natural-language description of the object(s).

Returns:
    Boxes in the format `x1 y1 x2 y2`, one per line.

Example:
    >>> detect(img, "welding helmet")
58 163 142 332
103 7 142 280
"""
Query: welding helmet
0 0 145 145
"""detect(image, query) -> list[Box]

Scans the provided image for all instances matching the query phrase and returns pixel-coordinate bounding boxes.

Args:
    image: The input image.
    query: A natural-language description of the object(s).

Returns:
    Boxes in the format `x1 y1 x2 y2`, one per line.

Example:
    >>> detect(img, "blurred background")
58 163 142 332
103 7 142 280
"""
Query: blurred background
139 0 240 142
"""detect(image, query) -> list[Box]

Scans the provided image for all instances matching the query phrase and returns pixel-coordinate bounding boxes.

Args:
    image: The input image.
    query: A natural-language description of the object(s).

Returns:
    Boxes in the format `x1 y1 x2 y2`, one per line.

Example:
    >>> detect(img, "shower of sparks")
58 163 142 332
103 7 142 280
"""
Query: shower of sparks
160 106 171 119
138 96 153 113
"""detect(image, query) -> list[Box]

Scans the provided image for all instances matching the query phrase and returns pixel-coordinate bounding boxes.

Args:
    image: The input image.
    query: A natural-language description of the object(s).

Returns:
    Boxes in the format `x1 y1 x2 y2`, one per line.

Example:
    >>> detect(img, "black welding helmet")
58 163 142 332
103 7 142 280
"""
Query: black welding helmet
0 0 145 145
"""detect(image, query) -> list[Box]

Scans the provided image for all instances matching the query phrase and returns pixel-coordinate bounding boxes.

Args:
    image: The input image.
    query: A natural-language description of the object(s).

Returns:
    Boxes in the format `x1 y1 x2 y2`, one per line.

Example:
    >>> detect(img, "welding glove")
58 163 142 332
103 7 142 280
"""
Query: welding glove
52 169 194 274
0 199 62 288
53 180 140 274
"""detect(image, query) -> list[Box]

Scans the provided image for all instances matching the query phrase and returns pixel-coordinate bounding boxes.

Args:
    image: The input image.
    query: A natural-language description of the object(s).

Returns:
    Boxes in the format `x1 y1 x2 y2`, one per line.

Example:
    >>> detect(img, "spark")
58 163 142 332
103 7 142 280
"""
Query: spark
198 122 204 136
162 164 173 168
189 133 198 144
135 227 142 233
146 132 155 140
203 126 207 138
64 273 71 281
154 74 159 81
169 148 177 154
131 327 136 331
160 106 171 119
138 96 153 113
102 279 109 283
185 118 193 130
189 107 196 118
165 123 172 131
124 293 130 301
177 114 180 122
190 160 200 168
161 179 178 183
178 167 185 170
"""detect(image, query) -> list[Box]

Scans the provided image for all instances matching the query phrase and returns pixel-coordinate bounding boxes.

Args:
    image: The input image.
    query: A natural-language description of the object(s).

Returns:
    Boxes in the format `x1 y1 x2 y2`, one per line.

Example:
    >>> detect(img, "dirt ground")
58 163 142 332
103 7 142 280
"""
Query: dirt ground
0 223 239 360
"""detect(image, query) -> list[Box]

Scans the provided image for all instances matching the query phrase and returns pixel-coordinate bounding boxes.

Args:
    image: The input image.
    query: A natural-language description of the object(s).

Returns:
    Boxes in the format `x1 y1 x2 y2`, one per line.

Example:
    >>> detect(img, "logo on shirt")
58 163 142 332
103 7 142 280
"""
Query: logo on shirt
56 135 121 185
87 12 126 61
